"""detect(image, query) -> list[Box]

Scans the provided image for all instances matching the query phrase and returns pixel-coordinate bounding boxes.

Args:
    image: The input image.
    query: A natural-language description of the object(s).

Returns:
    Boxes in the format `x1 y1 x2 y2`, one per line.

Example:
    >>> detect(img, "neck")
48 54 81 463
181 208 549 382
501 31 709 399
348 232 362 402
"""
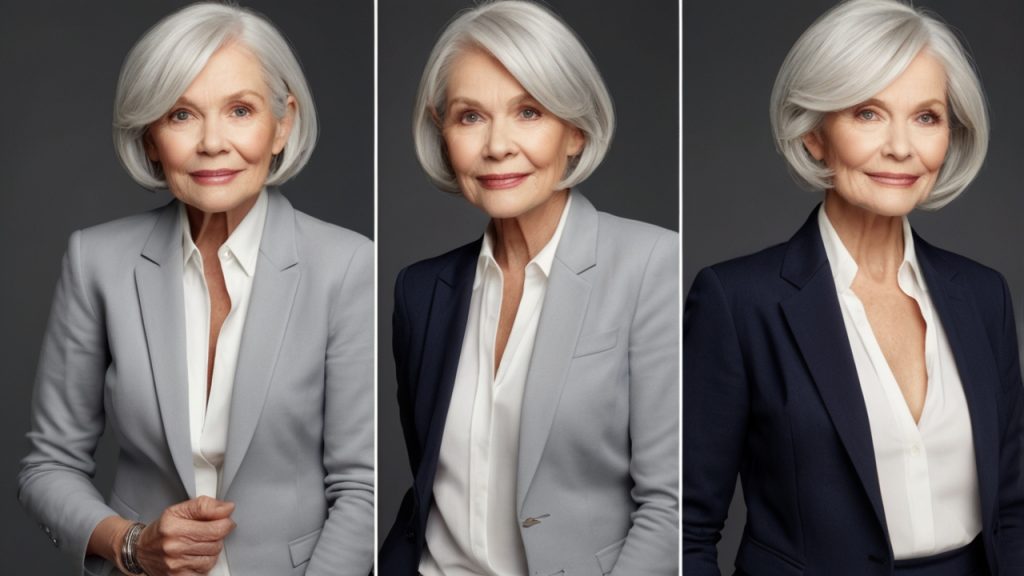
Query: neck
823 191 906 283
491 189 568 272
184 193 259 253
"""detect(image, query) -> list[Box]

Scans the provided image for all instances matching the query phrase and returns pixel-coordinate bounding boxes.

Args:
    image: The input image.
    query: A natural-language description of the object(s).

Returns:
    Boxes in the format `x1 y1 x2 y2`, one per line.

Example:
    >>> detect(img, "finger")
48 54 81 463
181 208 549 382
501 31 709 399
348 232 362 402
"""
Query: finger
181 553 220 574
173 496 235 521
177 538 223 557
179 517 237 542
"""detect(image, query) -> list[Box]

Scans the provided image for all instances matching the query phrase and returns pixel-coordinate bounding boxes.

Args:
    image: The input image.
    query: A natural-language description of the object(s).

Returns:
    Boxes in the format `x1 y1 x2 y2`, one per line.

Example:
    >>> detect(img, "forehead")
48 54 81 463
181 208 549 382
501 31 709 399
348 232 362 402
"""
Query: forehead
445 48 526 101
179 41 268 100
870 51 947 105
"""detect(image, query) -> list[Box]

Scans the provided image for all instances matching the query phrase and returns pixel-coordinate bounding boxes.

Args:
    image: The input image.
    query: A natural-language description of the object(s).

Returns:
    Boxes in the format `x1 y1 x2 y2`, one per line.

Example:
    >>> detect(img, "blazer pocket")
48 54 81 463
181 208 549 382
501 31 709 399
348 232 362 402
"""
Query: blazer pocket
573 329 619 358
108 491 140 522
736 536 804 576
595 536 627 574
288 528 322 567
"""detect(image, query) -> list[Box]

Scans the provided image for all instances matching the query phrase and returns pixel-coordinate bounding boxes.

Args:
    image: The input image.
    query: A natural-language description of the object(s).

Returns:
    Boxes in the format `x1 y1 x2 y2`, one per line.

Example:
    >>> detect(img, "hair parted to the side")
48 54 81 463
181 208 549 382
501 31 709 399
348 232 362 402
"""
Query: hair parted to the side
113 2 318 190
769 0 988 210
413 0 615 194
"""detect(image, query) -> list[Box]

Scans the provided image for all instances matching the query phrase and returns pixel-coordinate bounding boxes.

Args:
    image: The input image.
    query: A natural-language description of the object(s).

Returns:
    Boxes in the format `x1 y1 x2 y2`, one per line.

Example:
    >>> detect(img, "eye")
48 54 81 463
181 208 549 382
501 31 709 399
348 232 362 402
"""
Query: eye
918 112 941 125
460 111 481 124
231 106 251 118
169 109 191 122
856 109 877 121
520 107 540 120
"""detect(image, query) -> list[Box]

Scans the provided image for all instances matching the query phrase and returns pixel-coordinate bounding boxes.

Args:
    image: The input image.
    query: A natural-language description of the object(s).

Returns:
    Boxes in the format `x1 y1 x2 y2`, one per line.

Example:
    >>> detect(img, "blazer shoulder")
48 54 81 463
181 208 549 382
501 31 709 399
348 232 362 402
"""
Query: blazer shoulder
398 238 481 285
74 205 168 254
292 209 372 257
696 240 791 297
596 210 678 247
918 236 1007 285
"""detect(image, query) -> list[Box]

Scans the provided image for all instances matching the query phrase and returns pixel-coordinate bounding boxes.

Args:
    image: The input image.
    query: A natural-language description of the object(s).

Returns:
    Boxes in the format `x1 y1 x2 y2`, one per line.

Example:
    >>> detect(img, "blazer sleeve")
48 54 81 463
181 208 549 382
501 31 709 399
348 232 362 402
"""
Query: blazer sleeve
306 239 375 576
17 230 119 569
682 266 750 576
994 273 1024 572
608 231 681 576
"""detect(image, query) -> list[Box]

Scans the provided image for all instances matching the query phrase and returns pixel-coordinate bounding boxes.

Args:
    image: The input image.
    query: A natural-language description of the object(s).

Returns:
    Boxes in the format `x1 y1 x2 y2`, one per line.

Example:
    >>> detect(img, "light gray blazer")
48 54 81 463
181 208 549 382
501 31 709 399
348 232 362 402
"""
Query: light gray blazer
384 192 680 575
18 190 374 576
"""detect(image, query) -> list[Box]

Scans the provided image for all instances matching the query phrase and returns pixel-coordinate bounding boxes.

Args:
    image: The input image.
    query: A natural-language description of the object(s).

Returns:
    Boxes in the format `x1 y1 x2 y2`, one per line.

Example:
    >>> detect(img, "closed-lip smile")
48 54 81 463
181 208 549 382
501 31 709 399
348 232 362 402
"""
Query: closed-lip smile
476 172 529 190
190 169 241 185
866 172 919 187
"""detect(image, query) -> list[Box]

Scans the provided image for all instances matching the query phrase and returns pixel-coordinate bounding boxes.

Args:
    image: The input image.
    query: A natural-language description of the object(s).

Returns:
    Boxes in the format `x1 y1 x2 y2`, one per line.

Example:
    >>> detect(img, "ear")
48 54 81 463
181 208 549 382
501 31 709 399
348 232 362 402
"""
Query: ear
567 126 585 157
802 129 826 162
143 130 159 162
272 94 297 155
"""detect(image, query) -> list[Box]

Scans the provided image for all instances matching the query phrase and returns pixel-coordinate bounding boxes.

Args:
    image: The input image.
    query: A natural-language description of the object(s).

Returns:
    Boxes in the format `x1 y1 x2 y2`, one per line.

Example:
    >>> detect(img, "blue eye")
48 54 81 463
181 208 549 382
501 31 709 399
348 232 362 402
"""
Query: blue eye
170 110 190 122
521 108 539 119
856 109 876 121
918 112 939 125
461 111 481 124
232 106 250 118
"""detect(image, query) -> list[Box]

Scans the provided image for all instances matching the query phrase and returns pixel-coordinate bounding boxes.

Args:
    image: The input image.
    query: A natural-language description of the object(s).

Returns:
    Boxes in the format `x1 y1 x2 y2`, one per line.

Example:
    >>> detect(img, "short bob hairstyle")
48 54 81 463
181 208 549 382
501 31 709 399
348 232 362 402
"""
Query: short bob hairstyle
114 2 317 190
413 0 615 193
770 0 988 210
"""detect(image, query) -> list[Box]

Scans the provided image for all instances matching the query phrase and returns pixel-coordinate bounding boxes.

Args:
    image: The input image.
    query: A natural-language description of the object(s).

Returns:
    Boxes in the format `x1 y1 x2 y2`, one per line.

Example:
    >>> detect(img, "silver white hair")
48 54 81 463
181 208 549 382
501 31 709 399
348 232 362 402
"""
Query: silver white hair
113 2 318 190
770 0 988 210
413 0 615 193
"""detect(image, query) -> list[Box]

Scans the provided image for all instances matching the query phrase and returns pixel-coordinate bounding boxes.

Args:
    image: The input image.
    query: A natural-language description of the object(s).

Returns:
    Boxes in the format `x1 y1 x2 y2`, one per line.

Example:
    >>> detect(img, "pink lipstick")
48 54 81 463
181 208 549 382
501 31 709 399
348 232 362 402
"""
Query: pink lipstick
191 169 241 185
866 172 919 187
477 173 529 190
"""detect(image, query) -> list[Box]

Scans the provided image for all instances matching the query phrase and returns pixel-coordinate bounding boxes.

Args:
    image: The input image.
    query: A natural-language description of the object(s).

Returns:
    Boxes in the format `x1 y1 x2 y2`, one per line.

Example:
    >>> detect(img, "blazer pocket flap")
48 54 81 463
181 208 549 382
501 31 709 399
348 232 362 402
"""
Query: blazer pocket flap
595 536 627 574
288 528 322 567
736 536 804 576
573 329 619 358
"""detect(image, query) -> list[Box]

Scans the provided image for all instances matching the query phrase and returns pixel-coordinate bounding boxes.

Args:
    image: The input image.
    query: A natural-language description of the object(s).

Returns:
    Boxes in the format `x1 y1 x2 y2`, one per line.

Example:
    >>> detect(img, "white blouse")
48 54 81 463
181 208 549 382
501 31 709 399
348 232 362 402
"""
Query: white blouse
420 197 572 576
181 190 267 576
818 206 981 559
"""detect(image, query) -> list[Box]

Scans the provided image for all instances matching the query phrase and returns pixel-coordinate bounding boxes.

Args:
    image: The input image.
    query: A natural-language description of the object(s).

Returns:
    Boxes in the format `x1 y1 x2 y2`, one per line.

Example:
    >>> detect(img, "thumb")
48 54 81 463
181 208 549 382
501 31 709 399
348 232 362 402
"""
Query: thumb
175 496 235 521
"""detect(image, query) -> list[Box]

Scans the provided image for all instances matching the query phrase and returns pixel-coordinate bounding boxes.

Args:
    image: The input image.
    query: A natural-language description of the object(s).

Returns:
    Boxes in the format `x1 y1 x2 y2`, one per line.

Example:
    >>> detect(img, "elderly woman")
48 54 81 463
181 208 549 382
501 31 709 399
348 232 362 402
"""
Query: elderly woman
378 2 679 575
17 4 372 575
684 0 1024 574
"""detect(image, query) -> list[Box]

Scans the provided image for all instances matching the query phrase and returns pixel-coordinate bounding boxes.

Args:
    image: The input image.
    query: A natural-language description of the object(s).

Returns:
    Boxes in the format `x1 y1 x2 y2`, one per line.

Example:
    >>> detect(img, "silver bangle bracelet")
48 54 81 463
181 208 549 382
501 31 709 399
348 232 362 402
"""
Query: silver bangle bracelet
120 522 146 575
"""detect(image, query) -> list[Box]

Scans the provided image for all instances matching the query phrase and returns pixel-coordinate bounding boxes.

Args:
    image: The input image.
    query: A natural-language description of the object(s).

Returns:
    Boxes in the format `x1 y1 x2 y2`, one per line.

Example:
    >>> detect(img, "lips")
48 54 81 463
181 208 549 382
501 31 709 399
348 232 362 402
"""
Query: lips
476 173 529 190
866 172 919 187
190 169 241 185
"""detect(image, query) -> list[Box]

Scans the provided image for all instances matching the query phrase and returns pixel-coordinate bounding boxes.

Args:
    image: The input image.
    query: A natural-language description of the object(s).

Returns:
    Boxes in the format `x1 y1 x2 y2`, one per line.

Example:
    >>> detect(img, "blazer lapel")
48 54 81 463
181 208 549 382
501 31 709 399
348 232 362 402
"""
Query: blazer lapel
219 191 301 497
413 241 478 519
778 208 889 540
135 201 196 498
517 192 597 511
914 236 1000 528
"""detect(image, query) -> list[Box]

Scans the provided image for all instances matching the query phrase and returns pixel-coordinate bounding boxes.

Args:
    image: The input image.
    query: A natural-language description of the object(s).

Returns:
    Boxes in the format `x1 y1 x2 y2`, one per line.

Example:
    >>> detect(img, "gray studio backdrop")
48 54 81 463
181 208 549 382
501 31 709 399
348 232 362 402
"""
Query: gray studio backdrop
378 0 679 544
0 1 372 572
684 0 1024 572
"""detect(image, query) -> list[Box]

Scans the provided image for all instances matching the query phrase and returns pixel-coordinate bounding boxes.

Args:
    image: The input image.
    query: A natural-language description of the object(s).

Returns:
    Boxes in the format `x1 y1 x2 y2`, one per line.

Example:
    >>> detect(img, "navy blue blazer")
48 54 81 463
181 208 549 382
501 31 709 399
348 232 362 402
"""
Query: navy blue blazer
683 208 1024 575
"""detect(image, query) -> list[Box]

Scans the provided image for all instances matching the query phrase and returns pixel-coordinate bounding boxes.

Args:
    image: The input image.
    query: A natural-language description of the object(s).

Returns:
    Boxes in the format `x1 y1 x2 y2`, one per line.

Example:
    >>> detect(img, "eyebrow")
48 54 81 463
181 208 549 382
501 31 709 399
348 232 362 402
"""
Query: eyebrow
445 92 537 113
859 97 947 110
175 89 266 108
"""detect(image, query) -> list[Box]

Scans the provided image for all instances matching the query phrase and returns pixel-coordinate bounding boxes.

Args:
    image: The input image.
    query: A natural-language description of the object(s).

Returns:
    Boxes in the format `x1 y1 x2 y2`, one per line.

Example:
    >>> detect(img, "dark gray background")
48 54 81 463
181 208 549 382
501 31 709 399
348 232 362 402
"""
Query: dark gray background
378 0 679 542
684 1 1024 572
0 2 372 572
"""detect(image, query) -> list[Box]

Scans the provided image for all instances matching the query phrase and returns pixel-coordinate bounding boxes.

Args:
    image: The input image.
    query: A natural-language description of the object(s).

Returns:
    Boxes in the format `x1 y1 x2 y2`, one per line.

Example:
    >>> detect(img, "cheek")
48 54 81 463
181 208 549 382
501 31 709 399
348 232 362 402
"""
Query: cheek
919 134 950 171
234 125 279 163
443 132 479 176
829 130 879 171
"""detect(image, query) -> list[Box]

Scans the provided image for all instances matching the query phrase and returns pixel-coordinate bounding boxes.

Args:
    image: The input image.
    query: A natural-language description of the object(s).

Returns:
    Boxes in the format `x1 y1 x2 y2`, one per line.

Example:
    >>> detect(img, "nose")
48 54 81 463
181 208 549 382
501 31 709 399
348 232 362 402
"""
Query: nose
198 117 228 155
483 118 517 159
882 121 912 161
